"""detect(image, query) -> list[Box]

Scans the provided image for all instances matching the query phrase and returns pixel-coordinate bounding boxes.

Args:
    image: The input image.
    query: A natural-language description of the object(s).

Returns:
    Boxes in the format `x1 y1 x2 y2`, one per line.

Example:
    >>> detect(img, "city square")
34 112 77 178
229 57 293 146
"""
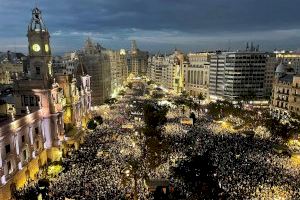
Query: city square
0 1 300 200
12 77 300 199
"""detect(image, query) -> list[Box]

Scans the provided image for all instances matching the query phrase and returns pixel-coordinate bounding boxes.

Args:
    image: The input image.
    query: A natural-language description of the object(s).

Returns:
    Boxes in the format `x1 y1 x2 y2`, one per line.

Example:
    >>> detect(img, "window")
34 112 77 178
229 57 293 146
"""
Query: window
7 161 12 174
23 150 27 160
36 66 40 75
24 96 29 106
35 127 39 135
35 96 40 106
30 96 34 106
22 135 25 143
5 144 10 154
21 95 24 106
36 140 39 149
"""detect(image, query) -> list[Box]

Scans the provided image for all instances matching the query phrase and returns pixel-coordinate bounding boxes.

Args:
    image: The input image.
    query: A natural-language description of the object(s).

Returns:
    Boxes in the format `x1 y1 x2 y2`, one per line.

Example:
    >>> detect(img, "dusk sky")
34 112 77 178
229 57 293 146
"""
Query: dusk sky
0 0 300 54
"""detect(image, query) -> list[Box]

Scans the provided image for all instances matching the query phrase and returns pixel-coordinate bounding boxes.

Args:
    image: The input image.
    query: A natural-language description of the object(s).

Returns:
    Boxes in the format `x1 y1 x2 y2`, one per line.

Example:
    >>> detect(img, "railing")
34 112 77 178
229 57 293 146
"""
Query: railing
0 110 42 137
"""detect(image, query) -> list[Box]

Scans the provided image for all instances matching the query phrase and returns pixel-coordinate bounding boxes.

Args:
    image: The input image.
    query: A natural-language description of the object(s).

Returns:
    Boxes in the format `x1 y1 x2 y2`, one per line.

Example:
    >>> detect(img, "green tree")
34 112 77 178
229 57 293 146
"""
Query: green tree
180 90 189 98
104 98 117 105
144 103 168 128
127 82 133 89
87 120 97 130
197 92 205 104
94 115 103 125
118 90 126 96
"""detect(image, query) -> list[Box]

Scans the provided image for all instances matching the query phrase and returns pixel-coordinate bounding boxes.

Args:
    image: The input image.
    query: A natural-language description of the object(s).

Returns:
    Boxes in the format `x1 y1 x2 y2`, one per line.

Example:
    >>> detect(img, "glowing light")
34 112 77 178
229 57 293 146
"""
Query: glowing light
47 165 63 177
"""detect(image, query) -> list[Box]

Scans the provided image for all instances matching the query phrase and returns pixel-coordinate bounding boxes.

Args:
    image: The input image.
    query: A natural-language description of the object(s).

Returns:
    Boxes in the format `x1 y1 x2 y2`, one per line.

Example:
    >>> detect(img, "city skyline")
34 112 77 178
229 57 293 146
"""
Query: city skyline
0 0 300 54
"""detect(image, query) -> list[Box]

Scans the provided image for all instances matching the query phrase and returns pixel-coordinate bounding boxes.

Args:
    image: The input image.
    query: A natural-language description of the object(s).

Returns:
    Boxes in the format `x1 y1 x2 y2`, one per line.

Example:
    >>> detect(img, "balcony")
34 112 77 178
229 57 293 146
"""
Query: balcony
276 91 289 95
292 93 300 97
276 97 289 102
0 110 43 137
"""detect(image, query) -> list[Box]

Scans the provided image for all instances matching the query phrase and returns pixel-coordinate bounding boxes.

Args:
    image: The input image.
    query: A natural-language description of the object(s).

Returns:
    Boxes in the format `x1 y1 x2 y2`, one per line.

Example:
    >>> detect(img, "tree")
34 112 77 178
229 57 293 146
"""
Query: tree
87 120 97 130
171 151 226 199
118 90 126 96
147 80 154 85
262 112 299 140
197 93 205 104
104 98 117 105
127 82 133 89
144 103 168 128
94 115 103 125
180 90 189 98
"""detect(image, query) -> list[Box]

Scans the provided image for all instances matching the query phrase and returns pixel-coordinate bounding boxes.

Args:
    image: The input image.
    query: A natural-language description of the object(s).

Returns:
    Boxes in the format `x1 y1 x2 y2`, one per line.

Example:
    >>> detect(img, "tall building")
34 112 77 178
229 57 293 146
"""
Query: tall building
82 38 111 105
62 51 79 75
148 54 166 84
186 52 211 98
209 50 268 101
127 40 148 75
0 7 91 199
166 50 188 93
108 49 127 97
264 54 278 98
209 51 226 99
148 50 188 93
82 39 128 105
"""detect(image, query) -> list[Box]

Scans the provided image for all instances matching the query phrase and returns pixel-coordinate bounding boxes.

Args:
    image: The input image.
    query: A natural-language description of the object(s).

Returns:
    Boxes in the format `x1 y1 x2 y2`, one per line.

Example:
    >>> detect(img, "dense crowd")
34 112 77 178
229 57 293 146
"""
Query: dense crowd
160 106 300 199
15 83 300 199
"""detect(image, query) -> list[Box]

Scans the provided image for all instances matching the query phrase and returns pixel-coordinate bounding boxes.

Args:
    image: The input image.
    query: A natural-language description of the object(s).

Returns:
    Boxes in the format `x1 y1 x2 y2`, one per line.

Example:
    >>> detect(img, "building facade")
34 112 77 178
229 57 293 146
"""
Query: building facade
0 52 24 85
82 39 111 106
270 62 300 118
127 40 148 75
108 49 127 97
82 39 128 105
209 51 268 101
186 53 210 98
148 54 166 85
275 52 300 74
264 54 278 98
0 7 91 199
148 50 190 94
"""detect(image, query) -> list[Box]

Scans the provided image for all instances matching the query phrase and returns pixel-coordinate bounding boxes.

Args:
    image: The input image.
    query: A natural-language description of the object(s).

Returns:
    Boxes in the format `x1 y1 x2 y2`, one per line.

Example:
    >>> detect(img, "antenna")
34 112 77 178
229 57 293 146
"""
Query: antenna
35 0 39 8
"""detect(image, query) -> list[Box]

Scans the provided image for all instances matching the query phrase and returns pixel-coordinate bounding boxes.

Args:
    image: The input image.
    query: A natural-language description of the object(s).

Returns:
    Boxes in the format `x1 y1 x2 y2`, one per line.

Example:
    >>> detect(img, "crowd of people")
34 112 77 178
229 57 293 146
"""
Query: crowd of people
15 81 300 199
159 106 300 199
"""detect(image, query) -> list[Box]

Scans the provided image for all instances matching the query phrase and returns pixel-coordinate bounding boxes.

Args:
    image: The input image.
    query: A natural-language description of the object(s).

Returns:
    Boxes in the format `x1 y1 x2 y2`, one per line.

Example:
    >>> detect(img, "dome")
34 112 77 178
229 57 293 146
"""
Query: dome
275 62 286 74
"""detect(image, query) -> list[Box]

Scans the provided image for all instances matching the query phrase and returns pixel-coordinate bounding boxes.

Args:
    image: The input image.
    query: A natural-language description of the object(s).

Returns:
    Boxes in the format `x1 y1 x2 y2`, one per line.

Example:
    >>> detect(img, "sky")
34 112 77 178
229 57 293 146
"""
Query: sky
0 0 300 55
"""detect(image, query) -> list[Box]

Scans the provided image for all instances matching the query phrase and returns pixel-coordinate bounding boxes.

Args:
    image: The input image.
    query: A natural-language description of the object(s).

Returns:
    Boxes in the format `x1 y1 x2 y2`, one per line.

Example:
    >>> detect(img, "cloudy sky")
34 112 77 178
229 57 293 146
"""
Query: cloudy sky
0 0 300 54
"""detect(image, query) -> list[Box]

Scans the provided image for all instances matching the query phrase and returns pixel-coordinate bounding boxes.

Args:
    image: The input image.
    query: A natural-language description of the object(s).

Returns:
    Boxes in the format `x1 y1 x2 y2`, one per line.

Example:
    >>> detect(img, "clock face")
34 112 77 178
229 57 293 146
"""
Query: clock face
45 44 49 52
32 44 41 52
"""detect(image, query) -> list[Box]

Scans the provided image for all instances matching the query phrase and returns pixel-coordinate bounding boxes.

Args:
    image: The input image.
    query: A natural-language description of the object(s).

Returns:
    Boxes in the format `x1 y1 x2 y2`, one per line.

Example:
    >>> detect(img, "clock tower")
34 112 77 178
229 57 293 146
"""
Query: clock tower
27 7 52 82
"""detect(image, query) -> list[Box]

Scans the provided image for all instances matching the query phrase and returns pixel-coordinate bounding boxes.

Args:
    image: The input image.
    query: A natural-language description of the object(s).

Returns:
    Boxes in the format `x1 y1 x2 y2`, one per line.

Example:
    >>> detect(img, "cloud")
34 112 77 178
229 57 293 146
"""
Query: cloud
0 0 300 53
52 30 62 36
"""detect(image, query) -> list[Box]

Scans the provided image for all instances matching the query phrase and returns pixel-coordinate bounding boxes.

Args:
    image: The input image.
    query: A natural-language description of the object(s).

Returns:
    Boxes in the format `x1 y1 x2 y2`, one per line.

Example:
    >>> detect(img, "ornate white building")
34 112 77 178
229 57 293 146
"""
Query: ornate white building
0 7 91 199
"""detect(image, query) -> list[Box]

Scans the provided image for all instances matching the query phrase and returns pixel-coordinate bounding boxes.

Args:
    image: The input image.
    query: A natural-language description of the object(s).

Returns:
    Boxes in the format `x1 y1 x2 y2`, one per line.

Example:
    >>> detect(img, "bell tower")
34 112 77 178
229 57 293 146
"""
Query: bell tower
27 7 52 82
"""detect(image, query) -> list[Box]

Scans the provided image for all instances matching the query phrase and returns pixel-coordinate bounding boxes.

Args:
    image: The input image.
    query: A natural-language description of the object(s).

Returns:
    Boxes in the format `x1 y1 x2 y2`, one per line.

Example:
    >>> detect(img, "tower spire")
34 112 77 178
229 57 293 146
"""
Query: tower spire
29 6 47 31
